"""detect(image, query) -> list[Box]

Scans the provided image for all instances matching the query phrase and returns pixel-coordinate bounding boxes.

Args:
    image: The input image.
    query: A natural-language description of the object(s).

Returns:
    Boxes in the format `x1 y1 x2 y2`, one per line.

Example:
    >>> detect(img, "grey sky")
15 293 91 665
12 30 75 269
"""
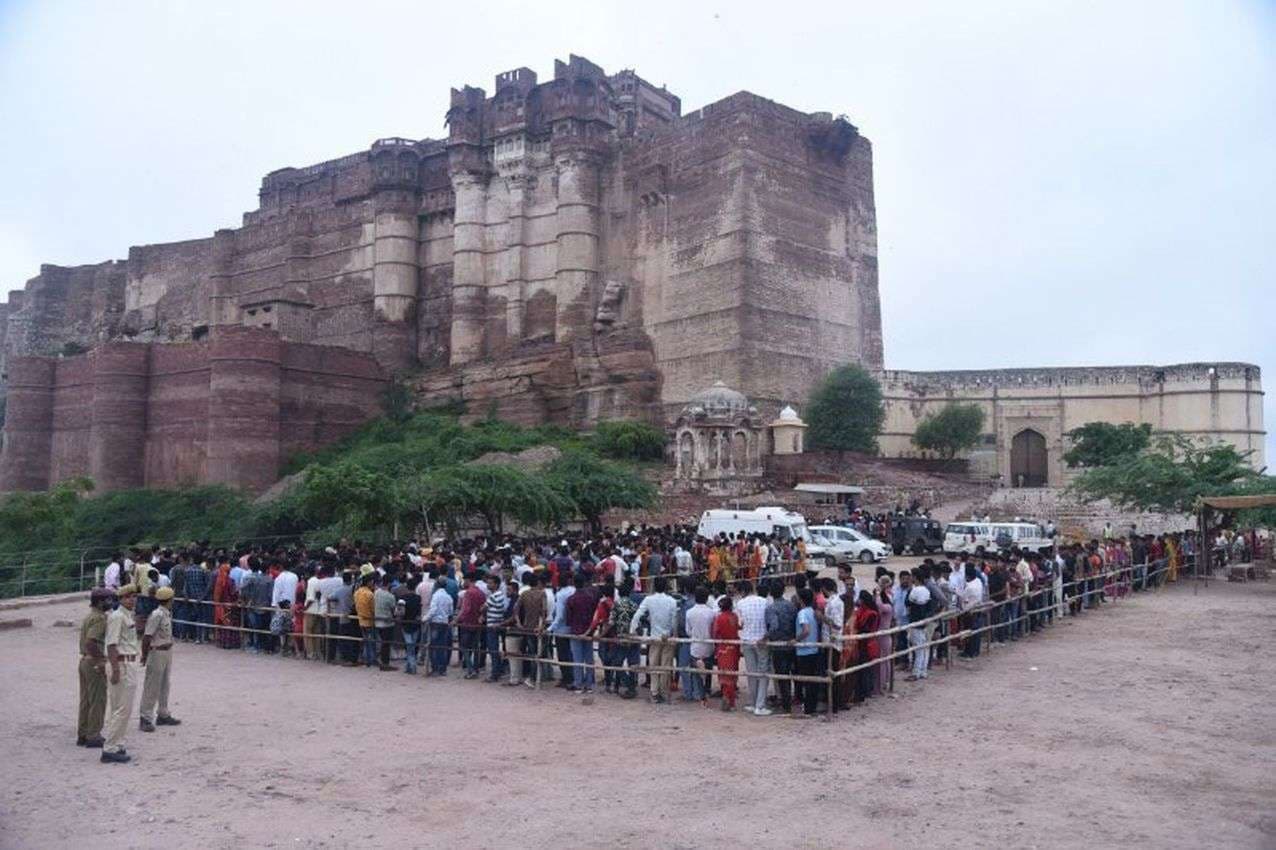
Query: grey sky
2 0 1273 460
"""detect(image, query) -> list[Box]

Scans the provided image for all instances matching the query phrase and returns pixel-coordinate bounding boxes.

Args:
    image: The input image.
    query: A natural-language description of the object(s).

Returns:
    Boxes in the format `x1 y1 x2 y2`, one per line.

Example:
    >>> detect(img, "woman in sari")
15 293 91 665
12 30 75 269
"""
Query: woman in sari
1165 535 1180 582
875 577 894 696
849 590 881 704
211 560 241 649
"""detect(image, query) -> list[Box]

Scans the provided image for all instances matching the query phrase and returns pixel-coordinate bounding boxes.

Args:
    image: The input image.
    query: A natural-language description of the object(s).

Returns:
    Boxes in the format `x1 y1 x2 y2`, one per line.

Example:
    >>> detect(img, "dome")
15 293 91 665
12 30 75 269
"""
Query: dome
686 380 750 417
778 405 801 422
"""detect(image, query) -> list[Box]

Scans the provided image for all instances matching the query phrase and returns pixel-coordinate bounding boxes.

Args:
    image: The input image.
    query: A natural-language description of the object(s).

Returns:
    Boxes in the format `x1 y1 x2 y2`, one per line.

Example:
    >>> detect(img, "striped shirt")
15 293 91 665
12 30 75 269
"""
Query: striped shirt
485 589 508 627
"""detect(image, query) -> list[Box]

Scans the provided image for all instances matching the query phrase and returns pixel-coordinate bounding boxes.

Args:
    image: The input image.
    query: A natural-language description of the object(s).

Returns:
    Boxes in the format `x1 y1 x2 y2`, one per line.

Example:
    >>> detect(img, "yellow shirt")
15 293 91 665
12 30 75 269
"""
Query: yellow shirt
354 586 375 628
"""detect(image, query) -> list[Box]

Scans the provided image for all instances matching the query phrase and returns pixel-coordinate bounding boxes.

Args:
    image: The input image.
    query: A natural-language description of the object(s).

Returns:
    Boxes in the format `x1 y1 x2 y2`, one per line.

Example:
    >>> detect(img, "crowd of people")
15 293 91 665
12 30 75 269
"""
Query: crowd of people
78 523 1214 741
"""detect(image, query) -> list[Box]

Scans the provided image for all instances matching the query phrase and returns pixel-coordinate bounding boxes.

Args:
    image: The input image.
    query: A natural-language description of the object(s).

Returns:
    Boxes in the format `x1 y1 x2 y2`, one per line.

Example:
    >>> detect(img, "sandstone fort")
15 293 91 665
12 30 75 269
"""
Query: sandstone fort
0 55 1264 493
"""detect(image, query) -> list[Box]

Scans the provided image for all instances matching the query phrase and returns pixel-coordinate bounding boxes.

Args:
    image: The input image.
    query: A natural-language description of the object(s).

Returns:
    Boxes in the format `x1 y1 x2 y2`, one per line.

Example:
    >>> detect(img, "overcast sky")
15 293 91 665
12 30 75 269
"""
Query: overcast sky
1 0 1273 459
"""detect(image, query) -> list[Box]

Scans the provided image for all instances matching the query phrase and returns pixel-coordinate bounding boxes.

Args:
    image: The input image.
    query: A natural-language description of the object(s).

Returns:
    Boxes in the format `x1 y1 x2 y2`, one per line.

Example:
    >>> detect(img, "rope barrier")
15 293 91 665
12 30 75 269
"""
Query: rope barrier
150 554 1196 718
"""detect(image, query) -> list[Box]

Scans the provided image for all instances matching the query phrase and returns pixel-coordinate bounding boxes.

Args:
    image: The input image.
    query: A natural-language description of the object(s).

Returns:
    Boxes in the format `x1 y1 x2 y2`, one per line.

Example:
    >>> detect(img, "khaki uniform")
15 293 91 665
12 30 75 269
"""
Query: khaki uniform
77 609 108 740
140 606 174 724
103 607 141 755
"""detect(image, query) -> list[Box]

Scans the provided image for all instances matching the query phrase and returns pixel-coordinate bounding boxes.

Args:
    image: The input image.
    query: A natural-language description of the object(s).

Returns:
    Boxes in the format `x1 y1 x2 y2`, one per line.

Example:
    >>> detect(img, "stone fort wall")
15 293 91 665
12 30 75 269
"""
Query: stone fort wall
0 54 881 438
879 362 1265 487
0 326 386 493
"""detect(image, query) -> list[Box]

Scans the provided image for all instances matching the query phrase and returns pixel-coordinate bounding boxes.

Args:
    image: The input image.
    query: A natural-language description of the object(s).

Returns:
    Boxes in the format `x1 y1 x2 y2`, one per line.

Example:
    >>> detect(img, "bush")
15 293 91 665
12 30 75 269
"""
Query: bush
593 420 666 461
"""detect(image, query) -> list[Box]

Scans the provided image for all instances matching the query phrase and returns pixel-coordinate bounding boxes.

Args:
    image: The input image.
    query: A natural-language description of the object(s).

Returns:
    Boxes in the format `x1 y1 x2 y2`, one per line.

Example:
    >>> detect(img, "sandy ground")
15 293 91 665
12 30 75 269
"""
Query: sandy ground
1 575 1274 850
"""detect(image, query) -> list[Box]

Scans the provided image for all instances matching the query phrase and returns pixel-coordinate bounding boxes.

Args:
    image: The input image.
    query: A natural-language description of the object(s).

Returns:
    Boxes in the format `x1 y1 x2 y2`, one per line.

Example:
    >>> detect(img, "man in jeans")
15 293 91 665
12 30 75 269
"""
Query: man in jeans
735 580 772 716
482 574 507 682
426 578 454 676
904 577 933 682
609 577 642 699
765 580 797 713
456 575 485 679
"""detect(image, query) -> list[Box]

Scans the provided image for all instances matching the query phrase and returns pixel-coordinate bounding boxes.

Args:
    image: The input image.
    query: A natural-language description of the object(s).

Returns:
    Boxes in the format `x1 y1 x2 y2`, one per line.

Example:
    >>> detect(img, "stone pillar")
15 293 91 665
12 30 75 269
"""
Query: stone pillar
88 343 149 492
553 152 601 344
449 172 488 365
372 193 420 371
0 357 56 491
206 326 281 492
208 229 238 326
504 174 531 341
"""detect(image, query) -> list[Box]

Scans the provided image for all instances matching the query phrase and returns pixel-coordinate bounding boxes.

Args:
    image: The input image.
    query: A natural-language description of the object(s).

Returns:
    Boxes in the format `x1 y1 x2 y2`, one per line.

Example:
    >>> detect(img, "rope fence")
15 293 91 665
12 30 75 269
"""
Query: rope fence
156 554 1198 720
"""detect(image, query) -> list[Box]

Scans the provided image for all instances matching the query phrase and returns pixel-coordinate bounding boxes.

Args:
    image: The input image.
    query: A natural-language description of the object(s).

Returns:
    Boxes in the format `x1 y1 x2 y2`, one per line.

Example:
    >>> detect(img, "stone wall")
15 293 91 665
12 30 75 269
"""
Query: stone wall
0 326 385 493
1 54 882 437
879 363 1266 486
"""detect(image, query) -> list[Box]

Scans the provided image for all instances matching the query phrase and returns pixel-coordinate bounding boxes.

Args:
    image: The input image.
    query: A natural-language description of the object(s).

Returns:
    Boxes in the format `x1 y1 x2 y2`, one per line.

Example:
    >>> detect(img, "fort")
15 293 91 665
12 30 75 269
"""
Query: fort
0 55 1263 493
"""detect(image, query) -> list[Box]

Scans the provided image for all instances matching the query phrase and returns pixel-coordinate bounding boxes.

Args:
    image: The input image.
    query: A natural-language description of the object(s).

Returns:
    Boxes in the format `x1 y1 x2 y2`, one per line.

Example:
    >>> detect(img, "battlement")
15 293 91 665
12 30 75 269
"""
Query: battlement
881 362 1263 392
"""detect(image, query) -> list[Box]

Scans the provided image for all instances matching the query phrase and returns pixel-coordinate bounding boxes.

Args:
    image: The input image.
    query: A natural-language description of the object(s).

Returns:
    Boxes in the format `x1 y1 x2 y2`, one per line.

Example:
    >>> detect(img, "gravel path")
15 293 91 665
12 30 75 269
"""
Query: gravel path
1 578 1273 849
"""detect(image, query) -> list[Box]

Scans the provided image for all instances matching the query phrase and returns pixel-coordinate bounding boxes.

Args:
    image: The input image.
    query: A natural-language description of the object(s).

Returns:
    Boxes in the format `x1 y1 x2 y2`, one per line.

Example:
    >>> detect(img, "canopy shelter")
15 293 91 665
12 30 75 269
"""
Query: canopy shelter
792 483 865 509
1193 494 1276 589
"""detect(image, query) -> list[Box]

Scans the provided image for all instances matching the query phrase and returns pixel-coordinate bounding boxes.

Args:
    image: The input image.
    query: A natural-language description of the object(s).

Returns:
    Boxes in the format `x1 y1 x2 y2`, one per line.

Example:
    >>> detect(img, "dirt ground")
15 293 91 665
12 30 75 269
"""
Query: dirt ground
1 576 1274 850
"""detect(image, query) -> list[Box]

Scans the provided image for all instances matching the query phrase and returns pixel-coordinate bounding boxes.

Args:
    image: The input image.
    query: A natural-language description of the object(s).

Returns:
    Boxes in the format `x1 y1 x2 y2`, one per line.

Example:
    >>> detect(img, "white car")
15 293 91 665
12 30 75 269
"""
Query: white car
810 525 891 564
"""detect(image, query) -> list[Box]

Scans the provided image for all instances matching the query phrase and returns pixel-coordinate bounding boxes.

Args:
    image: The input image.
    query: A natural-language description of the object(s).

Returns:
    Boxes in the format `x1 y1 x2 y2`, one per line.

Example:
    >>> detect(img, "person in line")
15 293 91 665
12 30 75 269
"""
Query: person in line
793 587 821 718
711 595 740 712
630 576 677 704
735 580 772 717
373 575 399 671
427 575 455 677
765 579 797 714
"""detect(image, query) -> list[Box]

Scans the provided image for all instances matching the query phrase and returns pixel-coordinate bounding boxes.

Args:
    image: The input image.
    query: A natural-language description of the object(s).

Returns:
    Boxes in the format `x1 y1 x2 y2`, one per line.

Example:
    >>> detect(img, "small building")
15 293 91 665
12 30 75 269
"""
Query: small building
769 404 807 455
792 482 864 510
672 381 764 490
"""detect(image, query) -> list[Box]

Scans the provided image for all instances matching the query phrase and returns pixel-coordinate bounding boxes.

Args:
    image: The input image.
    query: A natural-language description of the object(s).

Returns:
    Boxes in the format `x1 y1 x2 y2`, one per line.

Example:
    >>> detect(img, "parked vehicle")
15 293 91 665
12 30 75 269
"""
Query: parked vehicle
889 516 944 555
697 507 837 567
943 522 996 557
809 524 891 564
943 520 1054 557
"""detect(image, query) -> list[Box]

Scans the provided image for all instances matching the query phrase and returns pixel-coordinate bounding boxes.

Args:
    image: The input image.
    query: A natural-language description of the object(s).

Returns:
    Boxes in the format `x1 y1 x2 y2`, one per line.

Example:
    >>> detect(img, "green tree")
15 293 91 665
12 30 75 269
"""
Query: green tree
546 450 656 534
1068 434 1272 514
379 374 415 424
911 403 986 459
290 461 397 534
1063 422 1153 468
396 464 571 535
592 420 666 461
805 364 885 454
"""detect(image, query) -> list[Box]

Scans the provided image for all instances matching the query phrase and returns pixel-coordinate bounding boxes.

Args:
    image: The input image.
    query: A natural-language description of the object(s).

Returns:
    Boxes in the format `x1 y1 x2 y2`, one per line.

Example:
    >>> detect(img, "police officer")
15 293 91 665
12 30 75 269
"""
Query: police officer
139 586 181 732
102 584 141 764
76 588 114 748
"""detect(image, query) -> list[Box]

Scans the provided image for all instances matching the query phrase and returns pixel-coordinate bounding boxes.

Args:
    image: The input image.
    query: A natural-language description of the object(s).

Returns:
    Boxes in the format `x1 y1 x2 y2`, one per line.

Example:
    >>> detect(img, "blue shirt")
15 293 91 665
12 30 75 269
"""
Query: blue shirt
795 607 819 656
550 586 576 635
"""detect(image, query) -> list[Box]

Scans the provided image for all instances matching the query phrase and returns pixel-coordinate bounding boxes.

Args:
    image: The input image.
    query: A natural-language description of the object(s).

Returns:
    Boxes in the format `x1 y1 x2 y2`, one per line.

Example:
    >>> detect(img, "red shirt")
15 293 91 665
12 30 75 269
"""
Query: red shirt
457 585 485 626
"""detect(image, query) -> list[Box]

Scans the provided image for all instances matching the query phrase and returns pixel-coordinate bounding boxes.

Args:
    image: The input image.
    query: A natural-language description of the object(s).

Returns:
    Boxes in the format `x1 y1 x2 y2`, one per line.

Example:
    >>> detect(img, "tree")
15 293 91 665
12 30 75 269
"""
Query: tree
546 450 656 534
592 420 666 462
290 461 397 534
1068 434 1272 514
396 464 571 535
805 365 885 454
911 403 986 459
1063 422 1152 468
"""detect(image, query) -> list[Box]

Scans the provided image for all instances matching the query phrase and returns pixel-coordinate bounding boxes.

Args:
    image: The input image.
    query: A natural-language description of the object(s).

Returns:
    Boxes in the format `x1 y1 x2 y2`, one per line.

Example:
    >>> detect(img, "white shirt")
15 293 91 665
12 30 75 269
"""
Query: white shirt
960 577 984 610
685 603 716 658
824 593 845 646
736 594 769 643
416 578 434 620
271 570 299 608
304 575 322 613
104 562 121 589
630 592 677 638
674 548 693 575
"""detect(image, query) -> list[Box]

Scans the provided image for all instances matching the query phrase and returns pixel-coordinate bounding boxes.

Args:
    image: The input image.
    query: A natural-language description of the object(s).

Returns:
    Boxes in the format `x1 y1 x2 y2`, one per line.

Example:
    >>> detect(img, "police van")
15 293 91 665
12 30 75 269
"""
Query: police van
943 520 1053 557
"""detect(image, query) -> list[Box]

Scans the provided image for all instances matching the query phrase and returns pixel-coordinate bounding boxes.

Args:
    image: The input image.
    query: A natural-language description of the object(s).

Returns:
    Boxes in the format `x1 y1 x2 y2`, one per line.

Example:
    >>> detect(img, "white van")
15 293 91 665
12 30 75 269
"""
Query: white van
943 522 996 557
697 507 836 567
944 521 1053 556
988 521 1054 555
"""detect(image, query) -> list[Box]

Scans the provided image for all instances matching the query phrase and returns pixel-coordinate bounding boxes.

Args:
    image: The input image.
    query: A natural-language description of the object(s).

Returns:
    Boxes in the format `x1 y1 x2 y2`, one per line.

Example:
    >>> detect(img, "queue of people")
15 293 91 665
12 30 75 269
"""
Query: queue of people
76 523 1210 760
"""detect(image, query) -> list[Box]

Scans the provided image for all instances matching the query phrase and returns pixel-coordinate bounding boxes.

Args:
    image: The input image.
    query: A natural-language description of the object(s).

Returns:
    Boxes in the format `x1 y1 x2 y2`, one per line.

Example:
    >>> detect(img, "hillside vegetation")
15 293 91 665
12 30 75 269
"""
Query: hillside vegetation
0 413 664 597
